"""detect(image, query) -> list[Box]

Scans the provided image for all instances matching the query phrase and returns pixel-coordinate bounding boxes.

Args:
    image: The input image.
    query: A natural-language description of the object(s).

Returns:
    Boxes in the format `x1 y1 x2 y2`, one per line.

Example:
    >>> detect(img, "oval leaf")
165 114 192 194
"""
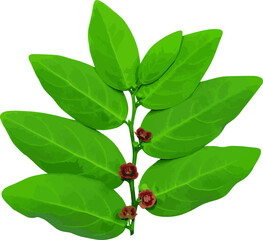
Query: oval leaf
142 76 262 159
29 54 128 130
1 111 125 188
138 31 183 85
88 1 140 91
139 146 261 217
2 174 126 239
136 29 223 109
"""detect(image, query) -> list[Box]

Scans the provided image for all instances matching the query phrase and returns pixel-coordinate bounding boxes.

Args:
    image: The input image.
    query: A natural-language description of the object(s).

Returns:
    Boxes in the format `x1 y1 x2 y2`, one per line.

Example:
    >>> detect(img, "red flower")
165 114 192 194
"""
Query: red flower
118 163 138 180
119 206 137 220
138 189 156 209
135 127 152 142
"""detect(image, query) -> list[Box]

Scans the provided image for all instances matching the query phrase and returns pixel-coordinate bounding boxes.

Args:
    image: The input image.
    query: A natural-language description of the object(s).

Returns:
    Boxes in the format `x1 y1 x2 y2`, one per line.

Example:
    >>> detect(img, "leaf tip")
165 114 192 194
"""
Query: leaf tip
28 54 32 62
1 186 10 204
0 111 9 124
247 76 263 93
28 54 39 67
1 111 21 128
243 146 261 167
93 0 107 11
253 147 261 159
205 29 223 39
254 76 263 86
217 29 223 37
177 30 183 35
28 54 40 64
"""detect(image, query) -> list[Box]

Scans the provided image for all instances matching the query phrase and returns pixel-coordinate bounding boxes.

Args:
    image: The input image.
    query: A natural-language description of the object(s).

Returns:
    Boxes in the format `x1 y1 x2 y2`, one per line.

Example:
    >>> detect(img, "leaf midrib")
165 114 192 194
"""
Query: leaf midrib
149 88 244 146
6 117 119 177
140 36 217 103
97 10 128 89
140 32 183 85
155 161 235 197
38 62 123 121
11 195 124 228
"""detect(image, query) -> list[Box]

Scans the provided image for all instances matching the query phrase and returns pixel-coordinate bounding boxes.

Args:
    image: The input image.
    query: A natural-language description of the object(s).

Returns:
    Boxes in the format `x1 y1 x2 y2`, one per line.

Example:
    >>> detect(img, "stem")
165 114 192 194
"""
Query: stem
129 181 136 207
126 90 140 235
132 148 139 165
127 90 138 145
129 218 135 235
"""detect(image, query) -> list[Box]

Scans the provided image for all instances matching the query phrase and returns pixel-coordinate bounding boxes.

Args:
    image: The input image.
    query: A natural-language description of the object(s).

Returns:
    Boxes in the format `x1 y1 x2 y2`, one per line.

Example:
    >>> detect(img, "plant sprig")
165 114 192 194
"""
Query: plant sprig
0 0 262 239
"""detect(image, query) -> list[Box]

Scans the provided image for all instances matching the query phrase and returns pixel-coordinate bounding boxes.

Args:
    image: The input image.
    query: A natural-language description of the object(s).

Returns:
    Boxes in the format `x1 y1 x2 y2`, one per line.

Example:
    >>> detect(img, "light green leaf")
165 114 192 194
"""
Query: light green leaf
142 76 262 159
2 174 126 239
136 29 223 109
1 111 125 188
29 54 128 130
138 31 183 85
139 146 261 217
88 1 140 91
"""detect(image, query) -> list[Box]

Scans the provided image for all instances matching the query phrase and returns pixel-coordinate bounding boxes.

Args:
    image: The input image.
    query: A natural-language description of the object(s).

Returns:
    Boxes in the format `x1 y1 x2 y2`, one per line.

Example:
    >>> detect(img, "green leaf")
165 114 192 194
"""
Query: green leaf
136 29 223 109
142 76 262 159
139 146 261 217
2 174 126 239
138 31 183 85
1 111 125 188
29 54 128 130
88 0 140 91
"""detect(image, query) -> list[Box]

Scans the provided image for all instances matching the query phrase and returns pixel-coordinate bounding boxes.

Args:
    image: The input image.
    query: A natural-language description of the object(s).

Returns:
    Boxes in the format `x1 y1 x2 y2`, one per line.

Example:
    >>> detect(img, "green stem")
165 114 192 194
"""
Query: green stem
129 181 136 207
129 219 135 235
127 90 138 145
126 90 140 235
132 148 139 165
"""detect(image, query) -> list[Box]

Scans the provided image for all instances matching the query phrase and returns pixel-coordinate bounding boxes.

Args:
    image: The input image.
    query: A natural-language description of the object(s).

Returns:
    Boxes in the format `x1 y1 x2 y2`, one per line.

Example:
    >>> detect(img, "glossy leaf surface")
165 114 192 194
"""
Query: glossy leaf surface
29 54 128 130
142 76 262 159
2 174 126 239
139 146 261 216
1 111 125 188
138 31 183 85
137 29 222 109
89 1 140 90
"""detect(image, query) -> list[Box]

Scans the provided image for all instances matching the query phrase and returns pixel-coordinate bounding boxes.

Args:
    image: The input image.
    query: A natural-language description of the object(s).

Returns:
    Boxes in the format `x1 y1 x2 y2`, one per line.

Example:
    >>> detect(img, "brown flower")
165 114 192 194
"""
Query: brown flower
119 206 137 220
118 163 138 180
138 189 156 209
135 127 152 142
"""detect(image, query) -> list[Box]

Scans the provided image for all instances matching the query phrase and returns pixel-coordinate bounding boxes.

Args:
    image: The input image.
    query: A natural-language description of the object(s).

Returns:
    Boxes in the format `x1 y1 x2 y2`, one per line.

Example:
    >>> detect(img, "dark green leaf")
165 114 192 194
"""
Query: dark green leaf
142 76 262 159
139 146 261 217
136 29 223 109
2 174 126 239
138 31 183 85
88 1 140 91
1 111 125 188
29 54 128 130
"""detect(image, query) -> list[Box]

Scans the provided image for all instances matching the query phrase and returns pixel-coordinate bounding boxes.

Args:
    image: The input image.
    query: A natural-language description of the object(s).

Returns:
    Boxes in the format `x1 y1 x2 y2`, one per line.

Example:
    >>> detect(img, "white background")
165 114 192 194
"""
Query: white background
0 0 262 239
